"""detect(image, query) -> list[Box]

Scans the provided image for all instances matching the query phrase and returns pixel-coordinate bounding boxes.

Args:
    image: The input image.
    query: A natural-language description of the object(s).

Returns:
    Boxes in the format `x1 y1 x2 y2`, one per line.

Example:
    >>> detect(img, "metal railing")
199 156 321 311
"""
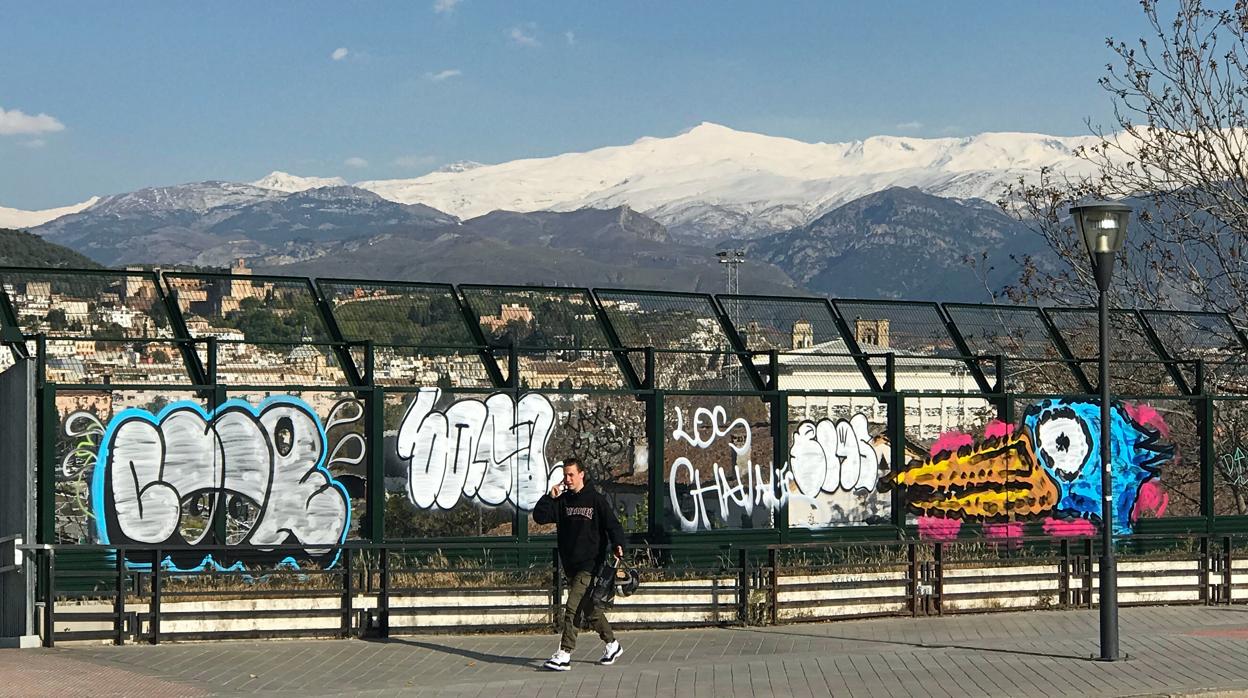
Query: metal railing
24 531 1248 646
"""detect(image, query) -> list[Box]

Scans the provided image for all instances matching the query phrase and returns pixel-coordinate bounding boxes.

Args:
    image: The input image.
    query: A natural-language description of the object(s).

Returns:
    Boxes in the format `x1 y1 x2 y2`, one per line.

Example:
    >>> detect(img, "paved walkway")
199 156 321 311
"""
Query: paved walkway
5 606 1248 696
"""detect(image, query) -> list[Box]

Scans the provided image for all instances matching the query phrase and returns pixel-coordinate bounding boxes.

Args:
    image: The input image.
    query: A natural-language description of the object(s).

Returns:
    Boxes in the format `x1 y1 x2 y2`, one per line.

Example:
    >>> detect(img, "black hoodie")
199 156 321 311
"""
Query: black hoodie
533 484 626 575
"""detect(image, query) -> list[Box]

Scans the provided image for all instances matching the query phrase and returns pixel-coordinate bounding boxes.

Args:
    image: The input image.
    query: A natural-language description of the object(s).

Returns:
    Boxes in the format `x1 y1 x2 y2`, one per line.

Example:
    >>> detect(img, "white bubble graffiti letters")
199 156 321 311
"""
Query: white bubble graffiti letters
787 414 880 497
95 398 350 563
396 388 556 511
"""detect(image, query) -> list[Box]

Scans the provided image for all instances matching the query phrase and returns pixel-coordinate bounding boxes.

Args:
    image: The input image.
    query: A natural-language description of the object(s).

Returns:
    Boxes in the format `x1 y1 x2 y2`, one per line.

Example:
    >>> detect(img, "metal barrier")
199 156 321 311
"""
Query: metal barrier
26 532 1248 646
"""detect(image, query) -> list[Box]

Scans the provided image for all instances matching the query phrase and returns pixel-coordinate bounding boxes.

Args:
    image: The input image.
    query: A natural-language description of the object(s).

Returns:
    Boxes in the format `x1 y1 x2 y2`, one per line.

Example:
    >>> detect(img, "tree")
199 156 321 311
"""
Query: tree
45 308 68 331
1002 0 1248 327
998 0 1248 518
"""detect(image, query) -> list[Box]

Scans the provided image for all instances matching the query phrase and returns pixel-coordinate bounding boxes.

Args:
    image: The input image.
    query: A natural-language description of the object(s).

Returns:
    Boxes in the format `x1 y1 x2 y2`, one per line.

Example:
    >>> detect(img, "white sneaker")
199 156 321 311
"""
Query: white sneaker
543 649 571 671
599 640 622 665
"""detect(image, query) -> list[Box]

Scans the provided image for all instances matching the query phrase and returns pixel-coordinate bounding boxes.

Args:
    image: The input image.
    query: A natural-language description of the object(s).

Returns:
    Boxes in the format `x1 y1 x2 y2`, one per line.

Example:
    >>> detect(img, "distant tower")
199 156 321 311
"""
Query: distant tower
791 319 814 349
229 258 254 300
854 317 890 348
716 249 745 295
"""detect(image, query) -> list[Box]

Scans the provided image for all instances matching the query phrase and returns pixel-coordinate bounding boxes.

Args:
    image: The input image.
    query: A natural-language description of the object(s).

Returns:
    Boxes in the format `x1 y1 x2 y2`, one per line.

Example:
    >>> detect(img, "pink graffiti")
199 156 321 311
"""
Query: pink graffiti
1124 402 1170 438
917 516 962 540
929 432 973 456
983 420 1011 440
984 522 1023 539
1132 480 1169 521
930 422 1012 459
1042 518 1096 536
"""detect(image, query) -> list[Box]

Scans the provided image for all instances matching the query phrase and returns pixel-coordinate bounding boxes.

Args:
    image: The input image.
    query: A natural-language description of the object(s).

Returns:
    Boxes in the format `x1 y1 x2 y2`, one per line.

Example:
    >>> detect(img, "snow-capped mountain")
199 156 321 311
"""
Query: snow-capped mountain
252 171 348 193
0 196 100 229
87 181 283 215
355 122 1103 240
4 123 1102 241
34 182 457 267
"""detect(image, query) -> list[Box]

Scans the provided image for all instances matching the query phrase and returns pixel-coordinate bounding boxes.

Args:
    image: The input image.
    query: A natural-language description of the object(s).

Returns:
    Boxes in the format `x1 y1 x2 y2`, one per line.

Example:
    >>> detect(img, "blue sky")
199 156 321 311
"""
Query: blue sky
1 1 1153 209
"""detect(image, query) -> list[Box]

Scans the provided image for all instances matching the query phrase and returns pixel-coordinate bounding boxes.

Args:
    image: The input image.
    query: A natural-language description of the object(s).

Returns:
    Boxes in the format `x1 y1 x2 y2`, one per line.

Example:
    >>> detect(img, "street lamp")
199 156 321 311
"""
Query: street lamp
1071 200 1131 662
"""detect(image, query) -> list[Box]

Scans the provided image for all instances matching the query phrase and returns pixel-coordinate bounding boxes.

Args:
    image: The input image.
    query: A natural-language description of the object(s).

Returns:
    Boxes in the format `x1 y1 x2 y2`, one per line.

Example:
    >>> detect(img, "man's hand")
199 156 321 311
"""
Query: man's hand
614 545 623 559
549 484 563 499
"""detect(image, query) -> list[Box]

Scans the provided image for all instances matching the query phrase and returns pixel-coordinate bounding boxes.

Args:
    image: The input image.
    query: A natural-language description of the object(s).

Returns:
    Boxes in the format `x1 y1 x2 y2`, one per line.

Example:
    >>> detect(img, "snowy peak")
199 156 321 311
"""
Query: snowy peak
436 161 485 174
252 171 348 193
3 123 1110 243
352 124 1103 235
92 181 281 215
0 196 101 230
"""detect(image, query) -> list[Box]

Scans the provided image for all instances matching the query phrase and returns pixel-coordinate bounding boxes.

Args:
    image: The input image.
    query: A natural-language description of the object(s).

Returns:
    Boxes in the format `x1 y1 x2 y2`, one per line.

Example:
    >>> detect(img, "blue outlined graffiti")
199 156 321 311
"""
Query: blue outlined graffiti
91 396 353 570
893 399 1174 535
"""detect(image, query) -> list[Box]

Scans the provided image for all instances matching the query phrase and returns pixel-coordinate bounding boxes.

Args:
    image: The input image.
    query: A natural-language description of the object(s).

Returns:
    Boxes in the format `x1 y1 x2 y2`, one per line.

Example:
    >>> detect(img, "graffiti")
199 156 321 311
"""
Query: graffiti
787 413 890 527
1221 447 1248 486
396 388 557 511
672 405 750 451
788 414 880 496
92 397 353 569
669 405 825 532
58 411 106 541
892 399 1174 535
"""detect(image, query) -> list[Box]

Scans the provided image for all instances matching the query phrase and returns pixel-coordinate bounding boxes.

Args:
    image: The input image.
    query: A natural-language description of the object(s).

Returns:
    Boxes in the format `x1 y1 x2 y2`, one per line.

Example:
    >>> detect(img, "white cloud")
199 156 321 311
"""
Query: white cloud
433 0 461 13
425 69 462 82
895 121 923 131
344 156 369 168
24 138 46 149
331 47 350 61
565 31 576 46
508 24 540 47
0 106 65 136
393 154 437 168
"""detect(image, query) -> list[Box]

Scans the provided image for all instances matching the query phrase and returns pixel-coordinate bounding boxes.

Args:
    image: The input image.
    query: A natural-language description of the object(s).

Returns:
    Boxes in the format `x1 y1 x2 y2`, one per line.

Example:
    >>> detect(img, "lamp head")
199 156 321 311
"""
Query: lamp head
1070 201 1131 256
1070 201 1131 291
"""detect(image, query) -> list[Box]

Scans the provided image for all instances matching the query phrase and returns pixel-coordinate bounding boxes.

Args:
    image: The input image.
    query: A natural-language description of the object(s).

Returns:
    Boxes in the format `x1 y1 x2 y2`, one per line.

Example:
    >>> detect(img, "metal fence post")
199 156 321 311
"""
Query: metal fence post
1083 538 1095 609
908 542 918 617
1201 535 1211 605
1224 537 1234 605
42 549 54 648
379 546 390 638
341 547 353 638
150 548 161 644
768 547 778 626
737 548 749 625
115 549 126 645
1059 539 1071 608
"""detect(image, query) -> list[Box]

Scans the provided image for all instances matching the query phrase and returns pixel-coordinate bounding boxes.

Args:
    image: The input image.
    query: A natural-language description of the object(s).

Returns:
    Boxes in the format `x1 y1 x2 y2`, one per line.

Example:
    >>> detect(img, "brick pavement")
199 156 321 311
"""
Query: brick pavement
4 606 1248 696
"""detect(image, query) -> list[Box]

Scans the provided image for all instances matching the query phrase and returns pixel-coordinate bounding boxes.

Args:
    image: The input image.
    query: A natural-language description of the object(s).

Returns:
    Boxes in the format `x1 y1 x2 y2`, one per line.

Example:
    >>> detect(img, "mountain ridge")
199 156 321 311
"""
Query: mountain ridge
3 123 1102 239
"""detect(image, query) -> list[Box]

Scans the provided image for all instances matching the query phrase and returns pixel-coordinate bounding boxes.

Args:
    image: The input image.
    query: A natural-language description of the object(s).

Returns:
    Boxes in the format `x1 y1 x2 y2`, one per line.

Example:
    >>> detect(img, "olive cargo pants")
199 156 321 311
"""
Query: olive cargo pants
560 569 615 651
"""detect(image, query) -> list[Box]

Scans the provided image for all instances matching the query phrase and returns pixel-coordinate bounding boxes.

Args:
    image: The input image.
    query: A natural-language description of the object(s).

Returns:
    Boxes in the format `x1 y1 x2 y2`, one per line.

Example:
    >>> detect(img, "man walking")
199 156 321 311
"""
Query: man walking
533 458 626 671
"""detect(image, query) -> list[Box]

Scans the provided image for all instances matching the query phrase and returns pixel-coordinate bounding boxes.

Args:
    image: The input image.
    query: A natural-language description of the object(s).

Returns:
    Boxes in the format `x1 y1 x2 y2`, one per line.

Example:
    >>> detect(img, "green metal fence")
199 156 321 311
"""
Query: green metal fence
5 266 1248 642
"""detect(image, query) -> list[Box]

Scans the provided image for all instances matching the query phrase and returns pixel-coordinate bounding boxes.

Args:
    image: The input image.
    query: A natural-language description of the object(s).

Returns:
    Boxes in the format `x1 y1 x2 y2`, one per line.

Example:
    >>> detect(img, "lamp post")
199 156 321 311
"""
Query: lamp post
1070 200 1131 662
